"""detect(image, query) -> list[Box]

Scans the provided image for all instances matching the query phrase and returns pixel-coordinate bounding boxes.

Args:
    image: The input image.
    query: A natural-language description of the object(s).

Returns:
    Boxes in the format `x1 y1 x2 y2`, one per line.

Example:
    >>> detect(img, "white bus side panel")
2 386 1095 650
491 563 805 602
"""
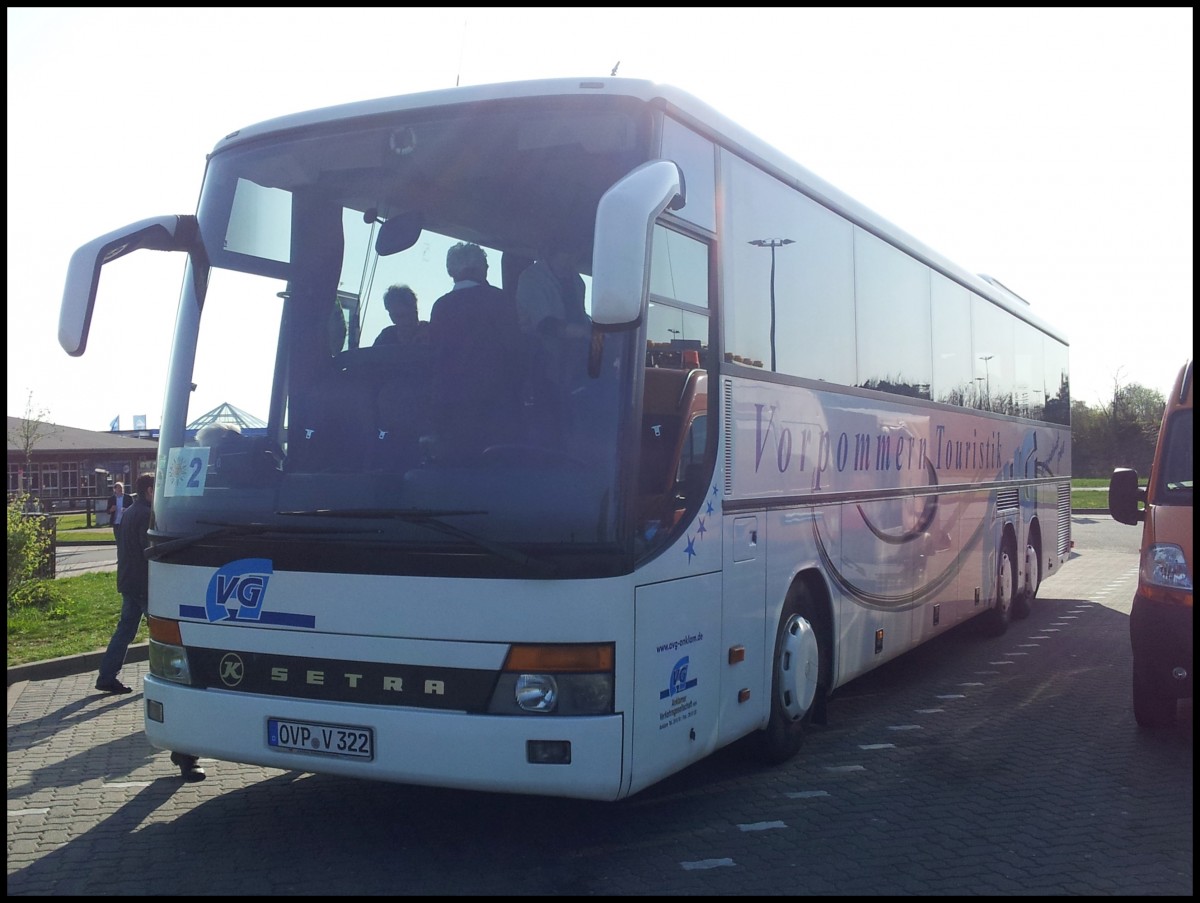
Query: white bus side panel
719 513 770 745
629 572 722 796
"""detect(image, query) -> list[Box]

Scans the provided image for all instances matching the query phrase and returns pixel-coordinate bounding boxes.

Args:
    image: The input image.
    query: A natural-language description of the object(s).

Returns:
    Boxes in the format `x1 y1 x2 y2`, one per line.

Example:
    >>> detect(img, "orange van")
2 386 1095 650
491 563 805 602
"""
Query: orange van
1108 360 1193 727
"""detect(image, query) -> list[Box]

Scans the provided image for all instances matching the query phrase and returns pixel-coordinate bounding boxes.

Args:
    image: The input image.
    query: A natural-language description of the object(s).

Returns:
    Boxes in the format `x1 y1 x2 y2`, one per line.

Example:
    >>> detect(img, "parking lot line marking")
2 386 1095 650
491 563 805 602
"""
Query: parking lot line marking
681 858 735 870
739 821 787 832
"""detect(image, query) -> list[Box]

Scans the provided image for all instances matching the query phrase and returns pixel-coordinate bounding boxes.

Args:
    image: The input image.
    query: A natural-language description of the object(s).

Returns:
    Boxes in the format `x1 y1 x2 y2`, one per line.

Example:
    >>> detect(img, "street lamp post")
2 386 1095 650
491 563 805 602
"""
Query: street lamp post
979 354 994 409
749 238 794 372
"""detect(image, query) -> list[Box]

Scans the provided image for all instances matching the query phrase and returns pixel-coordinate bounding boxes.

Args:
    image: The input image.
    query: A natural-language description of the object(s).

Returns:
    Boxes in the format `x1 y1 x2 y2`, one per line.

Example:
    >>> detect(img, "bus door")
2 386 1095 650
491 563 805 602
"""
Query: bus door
720 512 768 743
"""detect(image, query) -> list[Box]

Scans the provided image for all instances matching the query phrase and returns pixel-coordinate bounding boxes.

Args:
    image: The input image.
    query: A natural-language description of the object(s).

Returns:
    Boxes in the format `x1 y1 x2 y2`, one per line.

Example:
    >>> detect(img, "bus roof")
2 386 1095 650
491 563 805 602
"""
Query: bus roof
214 77 1067 344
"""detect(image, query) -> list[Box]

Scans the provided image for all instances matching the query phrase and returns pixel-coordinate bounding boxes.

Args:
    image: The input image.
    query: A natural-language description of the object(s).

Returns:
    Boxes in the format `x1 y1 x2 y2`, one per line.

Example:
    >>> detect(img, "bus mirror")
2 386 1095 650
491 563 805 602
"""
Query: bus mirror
591 160 683 327
375 210 423 256
59 215 199 356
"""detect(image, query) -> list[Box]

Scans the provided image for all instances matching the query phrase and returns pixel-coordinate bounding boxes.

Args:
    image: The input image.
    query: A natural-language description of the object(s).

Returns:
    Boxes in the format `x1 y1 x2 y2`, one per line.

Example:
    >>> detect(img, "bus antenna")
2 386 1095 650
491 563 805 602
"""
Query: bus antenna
456 17 468 86
611 60 620 77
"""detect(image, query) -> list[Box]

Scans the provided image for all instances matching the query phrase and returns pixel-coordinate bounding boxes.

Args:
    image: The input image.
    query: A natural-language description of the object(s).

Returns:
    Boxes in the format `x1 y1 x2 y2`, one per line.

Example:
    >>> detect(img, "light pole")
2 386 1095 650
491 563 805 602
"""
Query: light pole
749 238 794 372
979 354 993 408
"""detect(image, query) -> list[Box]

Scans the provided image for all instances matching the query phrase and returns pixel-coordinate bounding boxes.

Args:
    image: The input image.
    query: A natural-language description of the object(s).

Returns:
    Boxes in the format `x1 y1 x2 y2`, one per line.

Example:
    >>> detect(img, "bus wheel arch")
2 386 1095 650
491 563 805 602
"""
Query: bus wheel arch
1013 521 1042 620
983 528 1018 637
756 574 832 765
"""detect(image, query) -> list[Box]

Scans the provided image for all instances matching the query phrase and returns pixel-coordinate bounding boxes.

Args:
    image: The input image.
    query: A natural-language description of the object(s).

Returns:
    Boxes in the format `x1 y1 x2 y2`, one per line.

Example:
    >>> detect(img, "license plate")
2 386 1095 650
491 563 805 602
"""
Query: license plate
268 718 374 760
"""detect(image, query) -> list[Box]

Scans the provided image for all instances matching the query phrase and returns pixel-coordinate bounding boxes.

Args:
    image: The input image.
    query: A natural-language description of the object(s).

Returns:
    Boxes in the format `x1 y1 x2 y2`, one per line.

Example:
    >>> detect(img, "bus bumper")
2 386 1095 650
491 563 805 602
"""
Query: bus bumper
143 676 627 800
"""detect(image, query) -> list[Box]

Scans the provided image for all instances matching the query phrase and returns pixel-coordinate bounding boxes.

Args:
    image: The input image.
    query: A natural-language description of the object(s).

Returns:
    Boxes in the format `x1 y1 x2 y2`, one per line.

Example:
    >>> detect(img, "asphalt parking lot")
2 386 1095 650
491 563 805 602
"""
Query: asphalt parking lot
8 516 1192 895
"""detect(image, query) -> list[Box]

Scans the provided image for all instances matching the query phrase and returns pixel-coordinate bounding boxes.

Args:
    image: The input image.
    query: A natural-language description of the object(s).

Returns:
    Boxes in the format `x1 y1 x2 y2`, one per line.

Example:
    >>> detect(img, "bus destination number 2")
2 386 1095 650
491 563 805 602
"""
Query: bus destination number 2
268 718 374 760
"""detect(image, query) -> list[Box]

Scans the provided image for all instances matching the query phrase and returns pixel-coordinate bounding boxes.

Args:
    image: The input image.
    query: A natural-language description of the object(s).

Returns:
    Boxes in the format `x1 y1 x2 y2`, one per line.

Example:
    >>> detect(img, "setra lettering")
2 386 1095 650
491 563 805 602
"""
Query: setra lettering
260 663 411 693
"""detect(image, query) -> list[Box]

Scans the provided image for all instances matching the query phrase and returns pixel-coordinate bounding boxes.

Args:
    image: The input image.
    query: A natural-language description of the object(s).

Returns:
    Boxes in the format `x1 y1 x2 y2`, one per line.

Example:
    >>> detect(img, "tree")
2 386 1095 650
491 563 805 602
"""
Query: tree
6 390 49 502
1108 380 1164 477
1070 379 1164 478
1070 400 1108 477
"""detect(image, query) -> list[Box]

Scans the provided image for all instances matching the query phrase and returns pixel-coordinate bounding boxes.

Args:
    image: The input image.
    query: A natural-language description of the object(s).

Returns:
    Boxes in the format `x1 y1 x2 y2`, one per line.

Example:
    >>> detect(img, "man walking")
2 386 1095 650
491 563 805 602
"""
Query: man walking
94 473 206 782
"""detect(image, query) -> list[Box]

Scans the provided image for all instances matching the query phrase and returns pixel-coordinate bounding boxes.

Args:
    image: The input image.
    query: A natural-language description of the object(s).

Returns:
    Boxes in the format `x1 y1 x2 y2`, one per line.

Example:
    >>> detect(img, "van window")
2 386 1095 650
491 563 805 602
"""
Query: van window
1154 408 1193 504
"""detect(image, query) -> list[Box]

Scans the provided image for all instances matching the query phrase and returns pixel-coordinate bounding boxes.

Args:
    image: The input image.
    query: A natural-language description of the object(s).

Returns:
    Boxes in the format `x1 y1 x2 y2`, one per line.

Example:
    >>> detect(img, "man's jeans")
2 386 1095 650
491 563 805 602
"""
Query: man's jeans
98 591 147 684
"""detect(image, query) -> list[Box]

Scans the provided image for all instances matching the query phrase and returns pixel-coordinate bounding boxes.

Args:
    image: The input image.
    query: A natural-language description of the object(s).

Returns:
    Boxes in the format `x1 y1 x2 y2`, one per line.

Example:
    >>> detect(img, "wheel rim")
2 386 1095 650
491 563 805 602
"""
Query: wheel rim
998 549 1014 617
1024 543 1039 597
778 614 819 721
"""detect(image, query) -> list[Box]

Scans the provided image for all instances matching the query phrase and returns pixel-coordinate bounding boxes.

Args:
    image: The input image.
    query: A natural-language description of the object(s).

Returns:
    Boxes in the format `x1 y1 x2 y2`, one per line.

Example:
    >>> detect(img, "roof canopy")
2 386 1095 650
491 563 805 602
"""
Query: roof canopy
185 402 266 432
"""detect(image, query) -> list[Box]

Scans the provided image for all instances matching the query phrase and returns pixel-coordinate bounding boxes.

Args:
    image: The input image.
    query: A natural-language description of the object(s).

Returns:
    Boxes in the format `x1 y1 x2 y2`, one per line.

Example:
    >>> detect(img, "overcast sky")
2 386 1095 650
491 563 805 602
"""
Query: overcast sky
7 7 1193 430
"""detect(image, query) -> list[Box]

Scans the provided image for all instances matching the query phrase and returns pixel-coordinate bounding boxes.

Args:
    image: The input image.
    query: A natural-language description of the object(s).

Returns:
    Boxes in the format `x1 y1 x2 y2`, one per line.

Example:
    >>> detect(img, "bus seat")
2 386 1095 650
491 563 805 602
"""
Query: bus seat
286 372 375 473
366 376 432 472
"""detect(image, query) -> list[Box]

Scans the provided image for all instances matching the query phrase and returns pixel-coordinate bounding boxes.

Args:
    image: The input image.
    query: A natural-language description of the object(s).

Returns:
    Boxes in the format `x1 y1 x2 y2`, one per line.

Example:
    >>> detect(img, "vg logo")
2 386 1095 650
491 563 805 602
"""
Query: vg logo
206 559 272 622
659 656 699 699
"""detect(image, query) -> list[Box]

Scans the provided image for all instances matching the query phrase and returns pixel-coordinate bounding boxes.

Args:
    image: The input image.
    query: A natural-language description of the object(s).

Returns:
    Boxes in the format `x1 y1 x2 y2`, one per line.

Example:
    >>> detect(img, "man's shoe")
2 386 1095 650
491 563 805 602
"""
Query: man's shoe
170 752 207 783
95 680 133 694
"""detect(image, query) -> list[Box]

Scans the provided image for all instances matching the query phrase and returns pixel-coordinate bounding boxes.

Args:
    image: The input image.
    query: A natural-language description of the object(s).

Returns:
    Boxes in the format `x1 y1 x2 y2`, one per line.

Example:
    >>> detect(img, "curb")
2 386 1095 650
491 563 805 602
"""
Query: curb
7 642 148 688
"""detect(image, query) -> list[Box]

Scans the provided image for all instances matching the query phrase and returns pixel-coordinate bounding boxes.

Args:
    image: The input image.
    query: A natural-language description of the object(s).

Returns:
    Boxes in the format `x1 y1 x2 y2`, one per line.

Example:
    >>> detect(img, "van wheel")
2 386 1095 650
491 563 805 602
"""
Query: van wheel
756 587 823 764
983 540 1017 637
1012 534 1041 620
1132 661 1177 728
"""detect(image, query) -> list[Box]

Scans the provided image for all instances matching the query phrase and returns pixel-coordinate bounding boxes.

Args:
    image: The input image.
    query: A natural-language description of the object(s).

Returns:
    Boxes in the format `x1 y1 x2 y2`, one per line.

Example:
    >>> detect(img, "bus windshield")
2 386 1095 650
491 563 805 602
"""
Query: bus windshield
154 98 655 575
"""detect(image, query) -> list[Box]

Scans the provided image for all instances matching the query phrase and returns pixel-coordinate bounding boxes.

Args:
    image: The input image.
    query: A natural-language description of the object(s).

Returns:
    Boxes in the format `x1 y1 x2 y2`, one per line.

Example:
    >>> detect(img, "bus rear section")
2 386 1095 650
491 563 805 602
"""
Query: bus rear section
1109 359 1193 727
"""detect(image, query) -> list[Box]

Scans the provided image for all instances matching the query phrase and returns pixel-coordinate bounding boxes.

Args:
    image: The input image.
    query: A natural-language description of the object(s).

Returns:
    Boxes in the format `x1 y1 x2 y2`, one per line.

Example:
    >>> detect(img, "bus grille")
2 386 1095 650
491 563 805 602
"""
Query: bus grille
995 488 1019 512
723 379 734 496
1057 482 1072 555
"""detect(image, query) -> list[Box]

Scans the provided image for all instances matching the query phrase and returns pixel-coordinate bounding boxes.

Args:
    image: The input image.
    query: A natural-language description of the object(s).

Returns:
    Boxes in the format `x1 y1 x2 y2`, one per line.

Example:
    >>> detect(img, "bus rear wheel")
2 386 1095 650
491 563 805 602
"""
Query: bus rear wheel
757 589 823 764
1013 531 1041 620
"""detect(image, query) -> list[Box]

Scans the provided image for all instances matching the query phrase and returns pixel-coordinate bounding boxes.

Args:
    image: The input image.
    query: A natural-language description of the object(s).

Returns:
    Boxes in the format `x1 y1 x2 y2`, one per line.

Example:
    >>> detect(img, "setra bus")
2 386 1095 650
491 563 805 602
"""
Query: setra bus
59 77 1072 800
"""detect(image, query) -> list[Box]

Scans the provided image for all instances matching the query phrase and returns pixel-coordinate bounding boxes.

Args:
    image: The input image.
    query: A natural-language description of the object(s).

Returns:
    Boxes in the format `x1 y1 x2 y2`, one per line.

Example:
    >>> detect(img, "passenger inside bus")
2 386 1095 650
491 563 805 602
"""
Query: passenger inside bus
428 242 522 461
515 243 590 446
373 284 429 347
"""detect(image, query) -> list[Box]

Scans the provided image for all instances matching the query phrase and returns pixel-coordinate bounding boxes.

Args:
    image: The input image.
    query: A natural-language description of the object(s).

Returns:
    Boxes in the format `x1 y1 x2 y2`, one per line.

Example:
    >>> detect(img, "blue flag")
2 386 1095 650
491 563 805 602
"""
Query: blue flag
110 416 119 431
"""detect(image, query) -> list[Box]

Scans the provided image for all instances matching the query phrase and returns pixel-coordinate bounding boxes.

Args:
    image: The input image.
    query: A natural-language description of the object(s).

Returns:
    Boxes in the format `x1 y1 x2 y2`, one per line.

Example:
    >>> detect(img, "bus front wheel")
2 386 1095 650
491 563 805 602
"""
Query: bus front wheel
757 589 823 764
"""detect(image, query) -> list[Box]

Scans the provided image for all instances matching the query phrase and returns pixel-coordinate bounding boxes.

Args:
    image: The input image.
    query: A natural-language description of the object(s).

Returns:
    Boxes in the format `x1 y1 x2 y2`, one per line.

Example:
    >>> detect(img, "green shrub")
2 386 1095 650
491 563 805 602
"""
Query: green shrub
7 493 55 612
8 577 71 618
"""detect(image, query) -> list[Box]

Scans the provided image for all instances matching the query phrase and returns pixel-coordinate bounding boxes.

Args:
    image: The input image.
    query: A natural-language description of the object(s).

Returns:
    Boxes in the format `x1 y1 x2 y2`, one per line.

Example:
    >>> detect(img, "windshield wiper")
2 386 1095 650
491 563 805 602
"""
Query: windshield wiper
147 520 381 560
278 508 556 576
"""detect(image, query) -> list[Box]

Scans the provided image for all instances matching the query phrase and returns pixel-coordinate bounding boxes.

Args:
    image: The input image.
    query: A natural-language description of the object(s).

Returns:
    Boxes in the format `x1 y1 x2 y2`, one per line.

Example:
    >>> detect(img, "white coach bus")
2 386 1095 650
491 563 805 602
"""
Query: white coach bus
60 77 1072 800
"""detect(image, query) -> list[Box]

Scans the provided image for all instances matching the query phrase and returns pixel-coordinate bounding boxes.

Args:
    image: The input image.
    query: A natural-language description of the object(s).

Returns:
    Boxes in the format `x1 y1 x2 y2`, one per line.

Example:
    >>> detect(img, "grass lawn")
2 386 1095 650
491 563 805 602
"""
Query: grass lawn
7 571 145 666
1070 477 1112 510
50 512 113 543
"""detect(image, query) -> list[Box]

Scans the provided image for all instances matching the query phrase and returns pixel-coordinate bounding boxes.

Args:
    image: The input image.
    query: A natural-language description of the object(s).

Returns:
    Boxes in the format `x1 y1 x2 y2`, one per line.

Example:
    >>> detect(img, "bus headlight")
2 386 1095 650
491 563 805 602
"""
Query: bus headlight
516 673 558 711
147 616 193 684
148 640 193 684
487 643 615 715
